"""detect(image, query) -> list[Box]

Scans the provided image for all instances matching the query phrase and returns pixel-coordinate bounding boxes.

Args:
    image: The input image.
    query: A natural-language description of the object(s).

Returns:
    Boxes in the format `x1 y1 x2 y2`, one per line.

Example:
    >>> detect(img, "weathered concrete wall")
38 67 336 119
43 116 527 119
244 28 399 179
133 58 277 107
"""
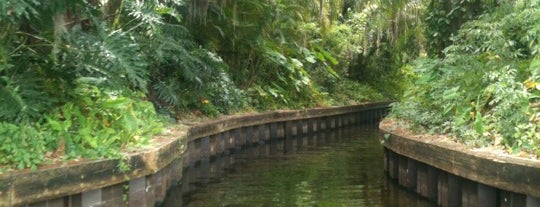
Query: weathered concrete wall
380 119 540 207
0 102 390 207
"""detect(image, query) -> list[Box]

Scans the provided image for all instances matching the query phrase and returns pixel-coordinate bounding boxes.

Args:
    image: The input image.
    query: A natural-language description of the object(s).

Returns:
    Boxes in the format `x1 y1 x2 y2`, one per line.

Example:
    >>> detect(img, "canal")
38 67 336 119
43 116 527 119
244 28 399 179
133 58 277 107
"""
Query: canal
158 124 436 207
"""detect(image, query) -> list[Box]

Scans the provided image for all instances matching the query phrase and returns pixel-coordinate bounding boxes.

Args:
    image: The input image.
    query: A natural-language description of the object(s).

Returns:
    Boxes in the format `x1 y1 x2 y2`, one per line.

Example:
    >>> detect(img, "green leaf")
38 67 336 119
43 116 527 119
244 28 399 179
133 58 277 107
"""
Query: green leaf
474 111 484 134
88 138 98 149
442 87 459 100
384 134 391 140
268 87 279 98
17 162 25 170
531 57 540 75
315 52 326 62
305 55 316 63
62 103 73 121
290 58 303 69
326 66 340 78
102 97 133 109
318 48 339 65
122 111 138 132
46 116 62 131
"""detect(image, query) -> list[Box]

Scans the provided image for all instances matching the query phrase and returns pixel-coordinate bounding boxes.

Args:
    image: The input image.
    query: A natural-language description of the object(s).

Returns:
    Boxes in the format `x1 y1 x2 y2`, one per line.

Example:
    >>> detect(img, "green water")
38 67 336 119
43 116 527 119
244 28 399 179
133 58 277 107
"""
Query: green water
160 124 436 207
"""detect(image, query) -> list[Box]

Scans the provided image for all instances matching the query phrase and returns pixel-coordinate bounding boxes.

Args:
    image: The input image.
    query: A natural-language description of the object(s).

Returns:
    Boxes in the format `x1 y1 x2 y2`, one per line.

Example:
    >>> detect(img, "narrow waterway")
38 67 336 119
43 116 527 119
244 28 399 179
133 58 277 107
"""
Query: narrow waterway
159 124 436 207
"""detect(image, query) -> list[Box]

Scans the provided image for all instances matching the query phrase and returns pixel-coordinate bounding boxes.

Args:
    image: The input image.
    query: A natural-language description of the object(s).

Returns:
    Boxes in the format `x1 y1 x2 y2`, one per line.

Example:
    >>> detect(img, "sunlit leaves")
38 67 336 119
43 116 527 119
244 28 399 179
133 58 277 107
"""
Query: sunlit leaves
393 1 540 155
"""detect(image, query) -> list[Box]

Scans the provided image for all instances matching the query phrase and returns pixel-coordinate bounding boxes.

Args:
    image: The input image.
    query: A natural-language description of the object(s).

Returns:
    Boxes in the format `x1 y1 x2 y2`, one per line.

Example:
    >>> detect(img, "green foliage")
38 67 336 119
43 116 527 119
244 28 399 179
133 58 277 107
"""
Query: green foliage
0 123 45 170
393 0 540 155
318 79 385 106
345 0 426 99
44 84 163 159
0 0 40 21
0 71 53 123
185 0 356 110
61 26 149 91
114 0 248 117
0 0 167 169
425 0 499 57
149 46 247 116
1 0 400 170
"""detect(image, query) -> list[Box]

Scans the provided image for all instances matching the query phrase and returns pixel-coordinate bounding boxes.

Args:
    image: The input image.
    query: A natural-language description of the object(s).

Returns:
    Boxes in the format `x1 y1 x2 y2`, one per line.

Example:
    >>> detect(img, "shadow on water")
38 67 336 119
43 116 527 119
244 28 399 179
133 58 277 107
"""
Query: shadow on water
157 123 437 207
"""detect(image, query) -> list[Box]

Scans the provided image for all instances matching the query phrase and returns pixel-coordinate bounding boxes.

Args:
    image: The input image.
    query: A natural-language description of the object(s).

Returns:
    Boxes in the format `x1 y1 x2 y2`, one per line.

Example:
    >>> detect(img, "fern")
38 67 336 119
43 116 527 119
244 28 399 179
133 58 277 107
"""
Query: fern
0 0 40 21
0 64 55 123
63 25 148 91
114 0 247 115
153 80 184 108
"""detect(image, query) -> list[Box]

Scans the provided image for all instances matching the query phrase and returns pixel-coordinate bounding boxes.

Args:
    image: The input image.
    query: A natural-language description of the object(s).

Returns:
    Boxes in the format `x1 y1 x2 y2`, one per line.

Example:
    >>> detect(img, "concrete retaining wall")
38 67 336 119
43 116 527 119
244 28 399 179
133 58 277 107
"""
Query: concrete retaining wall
0 102 390 207
380 119 540 207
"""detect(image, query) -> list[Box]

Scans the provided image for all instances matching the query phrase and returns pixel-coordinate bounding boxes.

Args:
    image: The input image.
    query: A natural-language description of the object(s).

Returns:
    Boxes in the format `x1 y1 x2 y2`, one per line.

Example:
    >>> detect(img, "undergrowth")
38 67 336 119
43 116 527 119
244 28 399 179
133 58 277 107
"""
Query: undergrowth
392 0 540 157
0 0 390 171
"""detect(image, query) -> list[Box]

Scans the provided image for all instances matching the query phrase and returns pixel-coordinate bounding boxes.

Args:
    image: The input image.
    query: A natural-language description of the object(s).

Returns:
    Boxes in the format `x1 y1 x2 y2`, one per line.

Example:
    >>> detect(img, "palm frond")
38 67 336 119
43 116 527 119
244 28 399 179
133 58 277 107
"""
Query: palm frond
0 0 40 21
153 80 184 108
64 25 148 91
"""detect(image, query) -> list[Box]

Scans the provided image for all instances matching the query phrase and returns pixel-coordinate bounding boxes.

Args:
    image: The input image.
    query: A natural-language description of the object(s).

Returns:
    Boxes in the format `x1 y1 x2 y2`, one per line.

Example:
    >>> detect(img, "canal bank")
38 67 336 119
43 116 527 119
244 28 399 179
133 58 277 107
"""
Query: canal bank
0 102 390 207
173 124 435 207
380 119 540 207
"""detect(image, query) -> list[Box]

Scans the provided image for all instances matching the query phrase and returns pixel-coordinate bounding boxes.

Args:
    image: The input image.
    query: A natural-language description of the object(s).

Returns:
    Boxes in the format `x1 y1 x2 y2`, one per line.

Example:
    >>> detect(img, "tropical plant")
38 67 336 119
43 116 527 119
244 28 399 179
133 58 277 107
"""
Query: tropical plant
345 0 427 99
424 0 499 57
0 0 166 169
1 0 402 170
392 0 540 156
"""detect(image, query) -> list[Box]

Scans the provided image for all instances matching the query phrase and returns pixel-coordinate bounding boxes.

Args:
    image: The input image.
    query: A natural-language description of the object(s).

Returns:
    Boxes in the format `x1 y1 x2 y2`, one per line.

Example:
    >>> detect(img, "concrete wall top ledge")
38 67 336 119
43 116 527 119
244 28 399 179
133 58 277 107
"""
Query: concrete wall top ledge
0 102 391 207
379 118 540 198
187 101 392 142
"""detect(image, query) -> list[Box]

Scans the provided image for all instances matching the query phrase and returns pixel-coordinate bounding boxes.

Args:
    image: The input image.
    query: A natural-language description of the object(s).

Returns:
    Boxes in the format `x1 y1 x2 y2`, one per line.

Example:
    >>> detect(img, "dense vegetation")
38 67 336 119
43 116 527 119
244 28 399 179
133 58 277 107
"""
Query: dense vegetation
4 0 535 171
392 0 540 157
1 0 417 170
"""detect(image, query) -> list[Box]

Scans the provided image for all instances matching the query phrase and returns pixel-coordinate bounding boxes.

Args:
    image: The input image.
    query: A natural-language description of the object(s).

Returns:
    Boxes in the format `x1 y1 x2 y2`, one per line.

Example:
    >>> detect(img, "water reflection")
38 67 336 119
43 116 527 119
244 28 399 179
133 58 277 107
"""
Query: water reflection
158 124 436 207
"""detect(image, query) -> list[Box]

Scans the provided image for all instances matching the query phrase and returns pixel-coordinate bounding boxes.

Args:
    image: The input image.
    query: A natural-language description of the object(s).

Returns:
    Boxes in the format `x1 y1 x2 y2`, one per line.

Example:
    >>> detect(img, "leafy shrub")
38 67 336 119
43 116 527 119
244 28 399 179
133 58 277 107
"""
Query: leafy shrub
343 1 425 99
44 83 163 159
392 1 540 155
0 123 46 170
424 0 498 57
0 0 405 171
319 79 385 106
149 47 247 117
